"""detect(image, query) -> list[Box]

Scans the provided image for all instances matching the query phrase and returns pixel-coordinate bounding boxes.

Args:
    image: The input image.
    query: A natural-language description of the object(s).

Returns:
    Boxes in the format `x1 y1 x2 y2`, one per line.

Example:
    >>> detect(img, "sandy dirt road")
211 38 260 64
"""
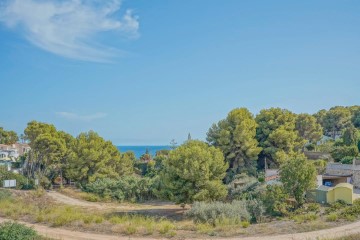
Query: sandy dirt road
1 216 360 240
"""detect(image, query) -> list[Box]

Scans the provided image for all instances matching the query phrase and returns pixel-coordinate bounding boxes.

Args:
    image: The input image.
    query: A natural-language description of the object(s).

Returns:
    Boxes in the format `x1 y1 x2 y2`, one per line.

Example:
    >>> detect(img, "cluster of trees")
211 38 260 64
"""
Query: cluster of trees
207 106 360 181
22 121 133 187
2 105 360 211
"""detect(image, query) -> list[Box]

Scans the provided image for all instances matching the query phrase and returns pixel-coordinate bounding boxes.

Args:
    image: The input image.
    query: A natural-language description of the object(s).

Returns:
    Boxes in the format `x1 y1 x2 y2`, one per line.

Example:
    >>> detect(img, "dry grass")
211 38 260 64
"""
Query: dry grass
321 234 360 240
0 189 357 239
58 188 101 202
0 189 177 237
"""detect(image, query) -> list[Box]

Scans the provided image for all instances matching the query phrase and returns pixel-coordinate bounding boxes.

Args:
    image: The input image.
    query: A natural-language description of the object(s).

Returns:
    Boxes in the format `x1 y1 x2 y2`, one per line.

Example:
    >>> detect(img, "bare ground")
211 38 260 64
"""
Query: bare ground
47 191 186 220
1 215 360 240
2 191 357 240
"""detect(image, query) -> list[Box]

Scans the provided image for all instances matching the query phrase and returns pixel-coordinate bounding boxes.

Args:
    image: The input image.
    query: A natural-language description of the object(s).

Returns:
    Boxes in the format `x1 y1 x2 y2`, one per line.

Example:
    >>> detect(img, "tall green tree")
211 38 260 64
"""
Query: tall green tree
207 108 261 179
343 125 359 146
160 140 228 204
322 107 351 139
24 121 57 145
279 154 316 206
352 109 360 129
68 131 133 184
0 127 19 144
255 108 305 165
31 133 67 181
295 113 323 144
313 109 327 128
23 122 73 185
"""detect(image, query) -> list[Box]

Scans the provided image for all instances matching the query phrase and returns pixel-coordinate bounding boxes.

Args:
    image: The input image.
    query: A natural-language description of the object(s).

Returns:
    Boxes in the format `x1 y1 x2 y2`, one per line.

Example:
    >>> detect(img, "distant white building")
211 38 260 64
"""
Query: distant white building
0 143 31 170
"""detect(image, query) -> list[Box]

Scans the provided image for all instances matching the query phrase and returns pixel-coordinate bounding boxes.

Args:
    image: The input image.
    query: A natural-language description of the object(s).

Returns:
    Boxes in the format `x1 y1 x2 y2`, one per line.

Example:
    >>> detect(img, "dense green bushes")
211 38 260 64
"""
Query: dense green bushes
0 221 40 240
0 167 32 190
186 201 250 226
331 145 359 162
341 156 355 164
83 176 156 202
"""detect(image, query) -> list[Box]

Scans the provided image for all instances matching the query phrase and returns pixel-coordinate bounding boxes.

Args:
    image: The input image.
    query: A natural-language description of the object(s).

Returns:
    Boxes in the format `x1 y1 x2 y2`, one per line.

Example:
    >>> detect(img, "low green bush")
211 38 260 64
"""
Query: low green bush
83 176 156 202
186 201 250 226
306 203 321 213
331 146 359 162
0 167 32 190
325 200 348 214
0 221 40 240
292 213 318 223
246 199 265 222
326 213 338 222
341 156 355 164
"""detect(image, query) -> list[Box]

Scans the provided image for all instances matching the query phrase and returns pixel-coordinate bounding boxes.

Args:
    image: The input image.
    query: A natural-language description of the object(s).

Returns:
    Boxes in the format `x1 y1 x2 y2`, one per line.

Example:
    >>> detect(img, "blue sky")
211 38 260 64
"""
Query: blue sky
0 0 359 145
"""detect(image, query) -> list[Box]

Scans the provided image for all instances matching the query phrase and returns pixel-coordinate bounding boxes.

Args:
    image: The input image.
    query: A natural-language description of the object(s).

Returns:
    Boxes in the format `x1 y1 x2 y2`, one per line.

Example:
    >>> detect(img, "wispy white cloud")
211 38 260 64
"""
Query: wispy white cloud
0 0 139 62
56 112 107 121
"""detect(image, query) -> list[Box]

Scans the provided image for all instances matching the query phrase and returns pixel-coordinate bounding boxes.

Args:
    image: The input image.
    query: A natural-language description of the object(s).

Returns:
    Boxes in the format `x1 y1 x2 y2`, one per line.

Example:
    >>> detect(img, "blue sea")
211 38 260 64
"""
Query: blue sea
117 146 171 159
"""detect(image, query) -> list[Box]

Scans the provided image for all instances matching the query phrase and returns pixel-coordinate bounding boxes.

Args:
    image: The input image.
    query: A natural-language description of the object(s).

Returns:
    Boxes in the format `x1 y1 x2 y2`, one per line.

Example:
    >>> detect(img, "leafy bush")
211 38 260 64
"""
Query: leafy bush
83 176 156 202
306 203 321 213
326 213 338 222
185 201 250 226
306 143 316 151
227 173 263 200
312 160 327 174
0 221 39 240
262 185 291 216
292 213 318 223
341 156 355 164
0 166 31 190
246 199 265 222
325 200 348 214
81 192 100 202
339 199 360 218
331 146 359 162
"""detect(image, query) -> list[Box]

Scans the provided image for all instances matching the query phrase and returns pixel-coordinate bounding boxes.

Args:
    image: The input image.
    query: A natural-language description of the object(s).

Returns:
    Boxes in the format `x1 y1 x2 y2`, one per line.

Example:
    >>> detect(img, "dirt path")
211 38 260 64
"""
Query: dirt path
33 191 358 240
1 216 359 240
47 191 181 211
47 191 185 219
47 192 108 209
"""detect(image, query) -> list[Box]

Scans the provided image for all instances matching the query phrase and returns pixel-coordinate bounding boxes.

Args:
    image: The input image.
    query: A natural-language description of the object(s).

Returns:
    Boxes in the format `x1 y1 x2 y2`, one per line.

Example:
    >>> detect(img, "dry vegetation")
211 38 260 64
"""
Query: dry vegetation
323 234 360 240
0 189 358 239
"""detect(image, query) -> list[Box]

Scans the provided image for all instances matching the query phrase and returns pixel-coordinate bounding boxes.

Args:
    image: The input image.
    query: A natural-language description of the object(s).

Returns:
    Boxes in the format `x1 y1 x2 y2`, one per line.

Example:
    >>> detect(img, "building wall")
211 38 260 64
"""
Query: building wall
334 186 353 204
326 164 360 188
327 189 335 203
326 183 353 204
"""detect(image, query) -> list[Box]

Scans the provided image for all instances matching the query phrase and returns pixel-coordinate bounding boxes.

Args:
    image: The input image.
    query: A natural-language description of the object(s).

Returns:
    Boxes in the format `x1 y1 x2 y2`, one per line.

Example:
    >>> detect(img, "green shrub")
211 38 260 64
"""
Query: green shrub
306 143 316 151
331 146 359 162
326 200 348 214
186 201 250 226
83 176 156 202
246 199 265 222
292 213 318 223
0 221 39 240
241 221 250 228
80 192 100 202
0 167 31 190
326 213 338 222
262 185 291 216
341 156 355 164
227 173 261 200
306 203 321 213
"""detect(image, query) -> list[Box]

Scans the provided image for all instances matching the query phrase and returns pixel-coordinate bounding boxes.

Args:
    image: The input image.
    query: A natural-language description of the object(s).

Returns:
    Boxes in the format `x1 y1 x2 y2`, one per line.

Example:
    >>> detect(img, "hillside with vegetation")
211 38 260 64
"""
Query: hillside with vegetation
1 105 360 239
